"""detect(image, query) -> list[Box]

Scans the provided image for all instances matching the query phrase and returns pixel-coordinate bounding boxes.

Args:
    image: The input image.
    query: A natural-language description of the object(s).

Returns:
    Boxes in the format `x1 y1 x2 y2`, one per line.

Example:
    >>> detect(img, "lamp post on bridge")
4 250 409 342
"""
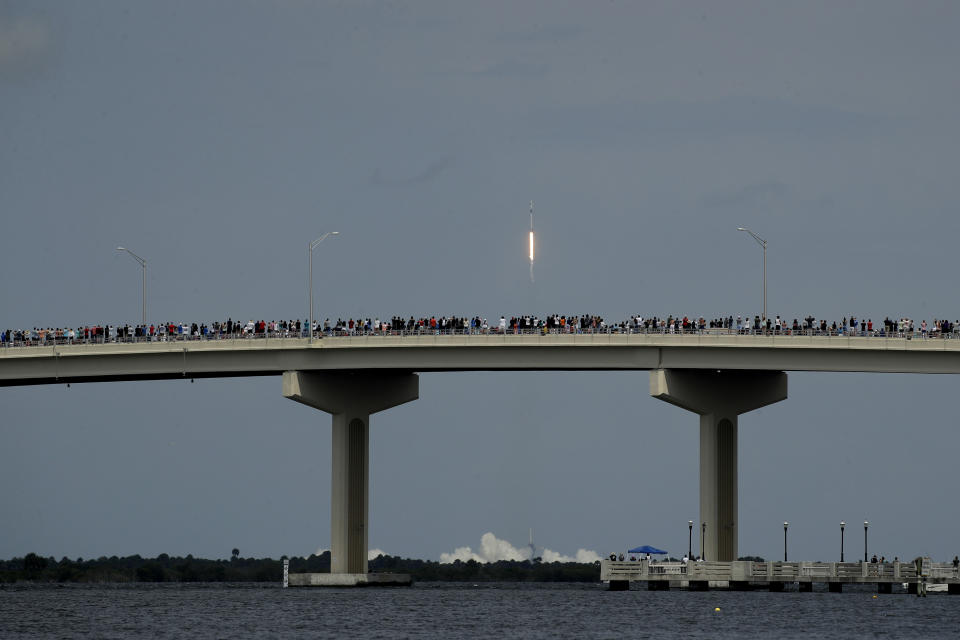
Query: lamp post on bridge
688 520 693 561
116 247 146 326
864 520 869 563
737 227 767 325
309 231 339 344
783 521 789 562
840 521 845 562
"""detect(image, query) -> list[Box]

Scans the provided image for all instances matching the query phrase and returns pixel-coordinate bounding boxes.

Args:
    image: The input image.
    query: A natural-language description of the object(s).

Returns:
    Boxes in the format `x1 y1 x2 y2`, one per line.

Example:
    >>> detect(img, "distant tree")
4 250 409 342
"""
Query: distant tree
232 548 240 560
23 553 48 576
136 562 165 582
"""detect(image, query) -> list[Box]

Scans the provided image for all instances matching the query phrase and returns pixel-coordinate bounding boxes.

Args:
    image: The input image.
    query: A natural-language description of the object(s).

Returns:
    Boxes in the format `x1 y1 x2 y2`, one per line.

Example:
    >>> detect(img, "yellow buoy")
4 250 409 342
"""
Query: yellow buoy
715 607 721 612
872 595 878 599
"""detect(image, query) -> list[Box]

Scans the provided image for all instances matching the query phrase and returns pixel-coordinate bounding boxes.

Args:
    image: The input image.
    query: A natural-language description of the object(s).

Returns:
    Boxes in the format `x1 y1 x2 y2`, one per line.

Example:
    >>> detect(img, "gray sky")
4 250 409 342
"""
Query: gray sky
2 1 960 563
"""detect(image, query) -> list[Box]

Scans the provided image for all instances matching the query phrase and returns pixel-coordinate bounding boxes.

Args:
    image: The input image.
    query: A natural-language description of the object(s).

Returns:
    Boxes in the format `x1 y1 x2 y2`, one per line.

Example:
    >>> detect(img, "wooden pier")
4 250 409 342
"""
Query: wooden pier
600 559 960 594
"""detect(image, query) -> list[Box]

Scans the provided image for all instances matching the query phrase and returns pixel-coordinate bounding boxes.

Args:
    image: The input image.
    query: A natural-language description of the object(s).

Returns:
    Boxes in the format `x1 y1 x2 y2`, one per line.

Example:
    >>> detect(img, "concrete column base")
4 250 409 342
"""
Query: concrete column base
288 572 413 587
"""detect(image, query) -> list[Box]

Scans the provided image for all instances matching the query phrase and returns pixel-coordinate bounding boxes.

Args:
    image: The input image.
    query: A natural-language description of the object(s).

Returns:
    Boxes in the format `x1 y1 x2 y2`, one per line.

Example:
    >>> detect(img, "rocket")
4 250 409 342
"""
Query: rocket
529 200 535 283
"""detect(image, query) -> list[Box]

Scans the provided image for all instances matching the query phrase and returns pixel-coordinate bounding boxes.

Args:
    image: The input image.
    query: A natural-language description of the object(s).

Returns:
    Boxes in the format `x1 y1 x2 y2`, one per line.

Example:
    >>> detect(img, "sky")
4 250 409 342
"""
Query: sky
2 1 960 564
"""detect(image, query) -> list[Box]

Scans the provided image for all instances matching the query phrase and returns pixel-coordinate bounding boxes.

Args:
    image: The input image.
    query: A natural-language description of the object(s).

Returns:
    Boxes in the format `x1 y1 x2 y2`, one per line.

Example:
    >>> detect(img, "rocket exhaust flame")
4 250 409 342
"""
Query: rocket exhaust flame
528 201 535 283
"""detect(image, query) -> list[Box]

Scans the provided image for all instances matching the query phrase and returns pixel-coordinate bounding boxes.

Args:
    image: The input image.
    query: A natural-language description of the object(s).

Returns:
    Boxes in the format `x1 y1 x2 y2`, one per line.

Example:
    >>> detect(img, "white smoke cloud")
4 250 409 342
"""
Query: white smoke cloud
439 532 601 564
440 545 484 563
541 548 603 564
312 546 388 561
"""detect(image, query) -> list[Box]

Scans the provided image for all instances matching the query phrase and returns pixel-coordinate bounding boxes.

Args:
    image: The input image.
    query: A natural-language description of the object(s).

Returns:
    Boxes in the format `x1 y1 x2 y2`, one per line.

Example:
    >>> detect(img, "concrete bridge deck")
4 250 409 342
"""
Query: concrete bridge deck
4 332 960 387
601 559 960 593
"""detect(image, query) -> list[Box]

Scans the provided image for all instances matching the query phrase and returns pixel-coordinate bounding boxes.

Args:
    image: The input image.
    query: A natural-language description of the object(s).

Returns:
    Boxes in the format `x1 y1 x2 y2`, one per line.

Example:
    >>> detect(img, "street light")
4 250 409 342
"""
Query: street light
784 522 789 562
116 247 146 325
737 227 767 325
840 521 845 562
701 522 706 561
688 520 693 561
864 520 869 563
308 232 338 343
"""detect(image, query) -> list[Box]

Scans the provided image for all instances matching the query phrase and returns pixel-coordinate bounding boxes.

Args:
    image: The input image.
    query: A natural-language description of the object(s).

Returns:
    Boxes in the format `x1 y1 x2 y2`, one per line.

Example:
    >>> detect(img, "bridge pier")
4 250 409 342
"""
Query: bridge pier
282 370 418 582
651 369 787 562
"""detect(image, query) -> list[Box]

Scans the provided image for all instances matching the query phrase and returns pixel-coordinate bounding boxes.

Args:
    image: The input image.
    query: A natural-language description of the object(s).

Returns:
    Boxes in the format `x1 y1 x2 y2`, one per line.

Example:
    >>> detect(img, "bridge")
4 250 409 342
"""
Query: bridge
3 332 959 585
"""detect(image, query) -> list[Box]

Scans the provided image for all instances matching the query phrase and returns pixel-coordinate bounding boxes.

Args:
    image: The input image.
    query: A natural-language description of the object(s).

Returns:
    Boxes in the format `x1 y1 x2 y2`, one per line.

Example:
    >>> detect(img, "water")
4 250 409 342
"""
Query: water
2 582 958 639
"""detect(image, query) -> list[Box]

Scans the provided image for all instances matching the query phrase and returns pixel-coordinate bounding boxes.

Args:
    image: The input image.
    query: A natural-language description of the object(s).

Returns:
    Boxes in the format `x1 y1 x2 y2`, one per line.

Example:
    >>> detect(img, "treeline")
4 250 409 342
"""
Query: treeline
0 552 601 583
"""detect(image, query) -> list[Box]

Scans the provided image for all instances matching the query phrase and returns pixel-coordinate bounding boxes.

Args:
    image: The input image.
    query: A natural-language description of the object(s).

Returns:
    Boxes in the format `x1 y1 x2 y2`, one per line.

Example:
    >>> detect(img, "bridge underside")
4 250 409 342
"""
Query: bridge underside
278 367 785 577
282 370 418 576
651 369 787 562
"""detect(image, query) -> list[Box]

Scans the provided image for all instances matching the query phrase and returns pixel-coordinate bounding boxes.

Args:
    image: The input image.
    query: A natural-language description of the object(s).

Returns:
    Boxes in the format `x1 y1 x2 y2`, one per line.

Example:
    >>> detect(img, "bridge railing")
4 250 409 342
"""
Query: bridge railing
5 324 960 348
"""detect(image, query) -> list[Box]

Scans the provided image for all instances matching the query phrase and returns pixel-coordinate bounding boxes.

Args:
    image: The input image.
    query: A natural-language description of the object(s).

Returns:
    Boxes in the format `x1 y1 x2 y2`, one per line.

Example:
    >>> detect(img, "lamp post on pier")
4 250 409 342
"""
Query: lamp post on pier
308 231 339 343
688 520 693 561
701 522 706 561
840 521 845 562
864 521 869 563
784 522 789 562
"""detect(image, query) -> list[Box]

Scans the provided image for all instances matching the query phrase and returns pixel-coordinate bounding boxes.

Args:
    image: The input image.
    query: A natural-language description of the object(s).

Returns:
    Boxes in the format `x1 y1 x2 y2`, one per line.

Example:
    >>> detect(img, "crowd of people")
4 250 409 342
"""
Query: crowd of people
2 313 959 347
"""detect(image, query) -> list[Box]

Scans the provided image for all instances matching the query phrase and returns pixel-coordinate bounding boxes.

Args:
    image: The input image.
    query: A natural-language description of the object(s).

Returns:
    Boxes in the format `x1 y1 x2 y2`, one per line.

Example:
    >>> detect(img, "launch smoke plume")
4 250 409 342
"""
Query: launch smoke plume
440 532 601 564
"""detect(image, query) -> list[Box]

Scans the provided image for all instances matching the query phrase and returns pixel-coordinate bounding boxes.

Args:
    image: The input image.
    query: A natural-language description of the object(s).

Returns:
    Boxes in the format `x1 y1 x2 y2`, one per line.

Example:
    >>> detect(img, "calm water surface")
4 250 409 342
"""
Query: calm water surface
2 582 958 639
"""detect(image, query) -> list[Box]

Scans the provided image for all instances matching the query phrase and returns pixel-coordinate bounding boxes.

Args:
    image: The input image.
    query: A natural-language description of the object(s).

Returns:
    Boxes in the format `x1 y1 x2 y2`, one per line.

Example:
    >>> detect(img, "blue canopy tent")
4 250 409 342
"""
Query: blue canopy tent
628 545 668 555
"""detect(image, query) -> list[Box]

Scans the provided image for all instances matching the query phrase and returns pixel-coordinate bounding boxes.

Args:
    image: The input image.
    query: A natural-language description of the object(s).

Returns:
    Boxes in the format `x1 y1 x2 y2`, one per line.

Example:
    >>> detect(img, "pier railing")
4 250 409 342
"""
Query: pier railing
600 559 959 583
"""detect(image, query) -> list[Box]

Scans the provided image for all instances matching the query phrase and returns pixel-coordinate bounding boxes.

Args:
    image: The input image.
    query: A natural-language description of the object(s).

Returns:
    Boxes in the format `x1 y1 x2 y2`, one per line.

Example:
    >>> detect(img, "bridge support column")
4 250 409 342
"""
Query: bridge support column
651 369 787 562
283 370 418 577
